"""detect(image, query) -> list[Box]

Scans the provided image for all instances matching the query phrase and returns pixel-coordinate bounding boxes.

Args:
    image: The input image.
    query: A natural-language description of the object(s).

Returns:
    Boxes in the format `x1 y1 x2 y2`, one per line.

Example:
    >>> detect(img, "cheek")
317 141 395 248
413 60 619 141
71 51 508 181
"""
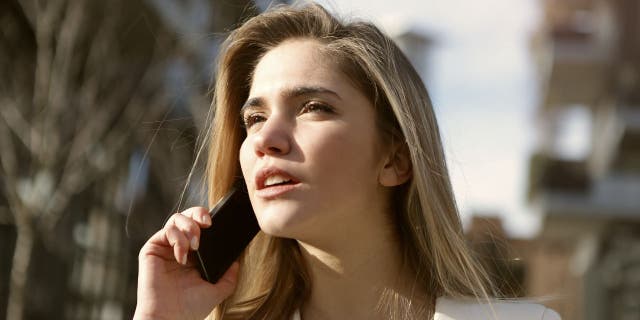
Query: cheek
305 124 380 186
239 139 253 182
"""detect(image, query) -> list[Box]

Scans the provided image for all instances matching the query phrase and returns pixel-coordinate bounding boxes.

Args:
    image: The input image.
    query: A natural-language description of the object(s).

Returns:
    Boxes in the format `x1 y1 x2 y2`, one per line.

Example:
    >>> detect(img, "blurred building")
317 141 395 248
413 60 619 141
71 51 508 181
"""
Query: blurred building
465 214 570 306
528 0 640 319
466 215 528 298
383 21 435 84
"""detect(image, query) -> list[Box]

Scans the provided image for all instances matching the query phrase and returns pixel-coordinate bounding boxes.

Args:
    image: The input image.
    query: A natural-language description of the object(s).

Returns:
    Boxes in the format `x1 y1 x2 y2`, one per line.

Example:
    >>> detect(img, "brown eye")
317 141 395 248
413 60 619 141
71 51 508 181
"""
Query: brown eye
242 113 267 129
299 101 334 115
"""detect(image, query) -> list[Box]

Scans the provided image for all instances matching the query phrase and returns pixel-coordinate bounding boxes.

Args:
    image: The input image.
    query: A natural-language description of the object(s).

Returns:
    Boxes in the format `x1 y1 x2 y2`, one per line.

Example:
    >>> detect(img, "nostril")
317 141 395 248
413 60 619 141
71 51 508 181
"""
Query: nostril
254 143 285 157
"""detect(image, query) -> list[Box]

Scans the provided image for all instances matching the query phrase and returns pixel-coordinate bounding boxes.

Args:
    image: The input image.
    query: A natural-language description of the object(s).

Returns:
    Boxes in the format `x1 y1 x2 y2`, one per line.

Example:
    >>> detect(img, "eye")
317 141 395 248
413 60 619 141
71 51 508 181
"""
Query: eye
299 101 334 115
241 112 267 129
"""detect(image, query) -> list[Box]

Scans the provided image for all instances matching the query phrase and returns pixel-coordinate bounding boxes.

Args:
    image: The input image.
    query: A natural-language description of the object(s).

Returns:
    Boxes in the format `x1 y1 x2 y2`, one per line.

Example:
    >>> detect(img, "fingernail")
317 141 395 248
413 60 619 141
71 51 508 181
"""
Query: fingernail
201 214 210 225
181 253 188 265
190 236 199 250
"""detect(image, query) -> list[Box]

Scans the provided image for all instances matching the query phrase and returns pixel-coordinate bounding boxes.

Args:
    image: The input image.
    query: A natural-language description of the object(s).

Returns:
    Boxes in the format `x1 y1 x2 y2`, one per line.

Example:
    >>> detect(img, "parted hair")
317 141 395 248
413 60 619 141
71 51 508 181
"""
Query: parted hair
202 2 495 319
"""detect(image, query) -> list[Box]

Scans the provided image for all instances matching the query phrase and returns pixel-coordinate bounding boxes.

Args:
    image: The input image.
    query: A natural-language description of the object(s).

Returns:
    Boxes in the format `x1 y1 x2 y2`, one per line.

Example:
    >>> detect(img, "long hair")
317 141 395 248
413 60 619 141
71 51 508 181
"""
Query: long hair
203 3 495 319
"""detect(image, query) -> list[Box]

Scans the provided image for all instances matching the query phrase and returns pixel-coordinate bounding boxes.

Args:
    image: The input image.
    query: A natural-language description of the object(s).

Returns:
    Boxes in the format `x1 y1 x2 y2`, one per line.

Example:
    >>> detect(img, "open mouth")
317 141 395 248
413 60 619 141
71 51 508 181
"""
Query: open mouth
256 171 300 199
264 175 295 187
255 168 301 195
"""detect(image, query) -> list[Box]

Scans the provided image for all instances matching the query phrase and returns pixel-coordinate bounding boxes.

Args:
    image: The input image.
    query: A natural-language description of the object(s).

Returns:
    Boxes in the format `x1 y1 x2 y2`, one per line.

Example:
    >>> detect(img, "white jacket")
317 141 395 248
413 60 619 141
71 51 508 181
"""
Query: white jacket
434 298 561 320
291 297 561 320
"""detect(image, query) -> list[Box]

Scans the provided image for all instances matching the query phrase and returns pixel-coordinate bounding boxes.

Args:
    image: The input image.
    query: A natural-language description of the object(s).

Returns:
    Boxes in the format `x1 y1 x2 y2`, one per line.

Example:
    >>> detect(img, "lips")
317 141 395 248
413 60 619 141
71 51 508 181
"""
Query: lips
255 167 300 190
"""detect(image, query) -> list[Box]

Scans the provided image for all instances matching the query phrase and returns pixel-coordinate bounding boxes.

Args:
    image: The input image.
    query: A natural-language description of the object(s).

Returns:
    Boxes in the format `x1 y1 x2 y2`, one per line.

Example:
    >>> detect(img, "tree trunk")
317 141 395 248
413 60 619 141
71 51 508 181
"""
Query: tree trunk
6 214 34 320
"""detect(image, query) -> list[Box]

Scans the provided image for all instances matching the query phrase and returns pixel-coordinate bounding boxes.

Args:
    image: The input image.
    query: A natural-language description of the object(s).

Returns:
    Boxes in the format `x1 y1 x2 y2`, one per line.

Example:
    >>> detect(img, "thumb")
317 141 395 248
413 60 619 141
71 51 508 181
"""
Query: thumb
207 262 240 302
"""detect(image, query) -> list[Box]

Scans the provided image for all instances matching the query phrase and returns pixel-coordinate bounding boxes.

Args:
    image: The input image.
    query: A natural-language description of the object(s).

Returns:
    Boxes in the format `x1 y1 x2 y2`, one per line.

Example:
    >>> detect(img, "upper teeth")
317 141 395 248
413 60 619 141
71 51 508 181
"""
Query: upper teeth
264 175 291 187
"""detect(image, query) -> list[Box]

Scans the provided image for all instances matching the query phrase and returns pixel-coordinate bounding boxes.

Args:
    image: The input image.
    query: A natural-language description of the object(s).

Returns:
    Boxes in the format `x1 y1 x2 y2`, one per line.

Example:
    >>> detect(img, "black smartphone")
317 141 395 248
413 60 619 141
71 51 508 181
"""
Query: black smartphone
194 180 260 283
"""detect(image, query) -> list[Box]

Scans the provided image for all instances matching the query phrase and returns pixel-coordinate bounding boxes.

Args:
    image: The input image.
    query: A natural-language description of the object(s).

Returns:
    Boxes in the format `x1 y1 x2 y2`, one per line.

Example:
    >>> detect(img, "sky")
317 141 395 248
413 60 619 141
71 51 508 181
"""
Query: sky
315 0 544 237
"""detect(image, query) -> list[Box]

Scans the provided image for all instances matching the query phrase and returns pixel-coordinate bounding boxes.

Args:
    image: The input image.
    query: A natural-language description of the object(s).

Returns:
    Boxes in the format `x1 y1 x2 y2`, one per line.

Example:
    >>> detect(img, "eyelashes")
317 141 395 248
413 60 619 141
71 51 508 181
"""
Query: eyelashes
241 113 266 129
299 101 334 114
240 101 335 130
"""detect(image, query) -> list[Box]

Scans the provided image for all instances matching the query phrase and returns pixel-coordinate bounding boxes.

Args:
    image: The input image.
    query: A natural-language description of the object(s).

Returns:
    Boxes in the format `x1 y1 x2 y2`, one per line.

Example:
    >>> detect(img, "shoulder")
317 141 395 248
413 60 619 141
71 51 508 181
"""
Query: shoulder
435 297 561 320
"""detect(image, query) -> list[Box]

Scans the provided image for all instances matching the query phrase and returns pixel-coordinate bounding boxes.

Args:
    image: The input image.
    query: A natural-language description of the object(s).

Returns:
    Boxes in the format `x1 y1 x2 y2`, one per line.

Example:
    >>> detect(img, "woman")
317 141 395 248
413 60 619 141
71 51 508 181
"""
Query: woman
134 3 560 320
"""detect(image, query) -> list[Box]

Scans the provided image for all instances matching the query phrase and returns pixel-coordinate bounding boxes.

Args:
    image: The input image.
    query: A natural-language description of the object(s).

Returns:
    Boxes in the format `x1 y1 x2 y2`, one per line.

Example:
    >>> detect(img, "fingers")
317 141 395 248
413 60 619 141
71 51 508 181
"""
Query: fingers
163 207 211 265
165 224 190 265
180 207 212 227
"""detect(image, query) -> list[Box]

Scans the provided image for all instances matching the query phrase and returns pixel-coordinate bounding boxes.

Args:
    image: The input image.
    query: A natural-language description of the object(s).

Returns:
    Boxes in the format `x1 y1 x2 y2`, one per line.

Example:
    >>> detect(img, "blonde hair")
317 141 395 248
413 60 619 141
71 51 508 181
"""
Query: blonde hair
203 3 495 319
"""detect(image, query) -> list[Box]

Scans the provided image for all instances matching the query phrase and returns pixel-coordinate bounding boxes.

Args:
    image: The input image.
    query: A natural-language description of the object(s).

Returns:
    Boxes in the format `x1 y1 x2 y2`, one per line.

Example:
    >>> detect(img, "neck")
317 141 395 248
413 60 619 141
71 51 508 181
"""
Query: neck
296 216 430 320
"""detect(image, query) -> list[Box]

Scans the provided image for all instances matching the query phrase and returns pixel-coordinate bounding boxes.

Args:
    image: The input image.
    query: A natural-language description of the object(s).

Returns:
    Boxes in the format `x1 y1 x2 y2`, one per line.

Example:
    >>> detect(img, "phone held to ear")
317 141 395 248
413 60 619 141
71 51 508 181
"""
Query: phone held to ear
194 180 260 284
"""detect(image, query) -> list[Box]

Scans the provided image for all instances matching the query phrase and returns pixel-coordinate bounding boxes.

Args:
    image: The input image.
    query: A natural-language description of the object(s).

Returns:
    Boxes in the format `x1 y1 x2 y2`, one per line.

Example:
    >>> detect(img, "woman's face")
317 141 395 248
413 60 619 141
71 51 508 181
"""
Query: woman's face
239 39 391 241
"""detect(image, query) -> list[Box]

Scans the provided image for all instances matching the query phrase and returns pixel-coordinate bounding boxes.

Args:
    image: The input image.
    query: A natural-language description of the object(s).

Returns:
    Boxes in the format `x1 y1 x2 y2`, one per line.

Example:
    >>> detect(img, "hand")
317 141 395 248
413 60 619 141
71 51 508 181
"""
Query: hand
134 207 239 320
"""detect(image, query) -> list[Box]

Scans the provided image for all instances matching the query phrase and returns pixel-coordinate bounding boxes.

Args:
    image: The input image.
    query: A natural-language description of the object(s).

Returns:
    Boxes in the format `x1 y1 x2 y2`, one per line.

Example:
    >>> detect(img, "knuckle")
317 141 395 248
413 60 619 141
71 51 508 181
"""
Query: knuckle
163 212 180 227
138 247 147 261
179 208 193 218
176 215 200 234
166 227 182 246
183 206 207 218
187 220 200 233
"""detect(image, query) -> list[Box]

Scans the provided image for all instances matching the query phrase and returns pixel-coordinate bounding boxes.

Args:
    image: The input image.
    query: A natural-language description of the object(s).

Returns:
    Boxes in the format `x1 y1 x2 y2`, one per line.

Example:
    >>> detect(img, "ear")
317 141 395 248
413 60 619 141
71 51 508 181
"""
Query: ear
378 142 412 187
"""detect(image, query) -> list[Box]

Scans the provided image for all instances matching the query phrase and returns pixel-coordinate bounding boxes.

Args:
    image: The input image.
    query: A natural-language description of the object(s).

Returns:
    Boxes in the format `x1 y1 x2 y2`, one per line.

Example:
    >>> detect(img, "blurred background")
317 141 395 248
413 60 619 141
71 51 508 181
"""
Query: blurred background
0 0 638 319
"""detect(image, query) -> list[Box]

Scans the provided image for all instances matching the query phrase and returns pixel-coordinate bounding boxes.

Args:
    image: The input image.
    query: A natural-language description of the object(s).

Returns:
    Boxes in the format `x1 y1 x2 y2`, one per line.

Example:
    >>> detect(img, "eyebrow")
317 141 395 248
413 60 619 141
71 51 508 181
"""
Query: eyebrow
240 86 342 115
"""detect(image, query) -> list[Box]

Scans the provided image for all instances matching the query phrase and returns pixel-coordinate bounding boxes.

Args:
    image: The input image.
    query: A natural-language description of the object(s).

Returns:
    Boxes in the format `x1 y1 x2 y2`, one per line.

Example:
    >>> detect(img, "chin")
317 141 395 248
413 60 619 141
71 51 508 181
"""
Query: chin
254 204 309 238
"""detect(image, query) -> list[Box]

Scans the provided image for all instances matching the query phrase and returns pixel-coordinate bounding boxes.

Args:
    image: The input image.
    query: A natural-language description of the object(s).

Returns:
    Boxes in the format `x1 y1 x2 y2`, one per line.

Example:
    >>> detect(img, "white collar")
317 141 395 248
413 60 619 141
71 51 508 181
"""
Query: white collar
290 297 560 320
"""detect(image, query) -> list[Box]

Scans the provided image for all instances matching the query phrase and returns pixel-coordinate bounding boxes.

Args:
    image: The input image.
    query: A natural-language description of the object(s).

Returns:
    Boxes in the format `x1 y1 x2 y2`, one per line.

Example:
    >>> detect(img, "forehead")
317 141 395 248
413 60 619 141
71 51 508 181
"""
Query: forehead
249 39 348 96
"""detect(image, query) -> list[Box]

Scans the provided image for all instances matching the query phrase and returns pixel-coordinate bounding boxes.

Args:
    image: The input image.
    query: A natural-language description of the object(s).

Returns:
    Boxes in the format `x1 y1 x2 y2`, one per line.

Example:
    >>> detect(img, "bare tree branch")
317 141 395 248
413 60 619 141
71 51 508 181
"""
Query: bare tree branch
31 0 65 114
0 108 19 184
40 1 88 163
0 98 41 155
16 0 36 29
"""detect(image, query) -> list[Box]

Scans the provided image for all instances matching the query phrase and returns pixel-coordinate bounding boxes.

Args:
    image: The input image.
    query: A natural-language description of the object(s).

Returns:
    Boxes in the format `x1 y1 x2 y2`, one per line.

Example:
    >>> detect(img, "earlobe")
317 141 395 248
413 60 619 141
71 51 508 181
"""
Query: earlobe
378 143 412 187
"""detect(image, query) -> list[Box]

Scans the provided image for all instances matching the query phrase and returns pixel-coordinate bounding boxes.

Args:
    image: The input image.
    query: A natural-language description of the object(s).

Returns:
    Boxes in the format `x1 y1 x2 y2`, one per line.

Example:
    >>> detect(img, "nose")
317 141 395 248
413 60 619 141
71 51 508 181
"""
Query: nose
252 115 291 157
